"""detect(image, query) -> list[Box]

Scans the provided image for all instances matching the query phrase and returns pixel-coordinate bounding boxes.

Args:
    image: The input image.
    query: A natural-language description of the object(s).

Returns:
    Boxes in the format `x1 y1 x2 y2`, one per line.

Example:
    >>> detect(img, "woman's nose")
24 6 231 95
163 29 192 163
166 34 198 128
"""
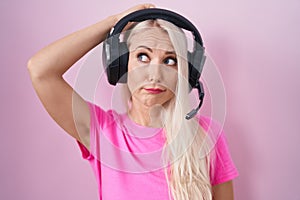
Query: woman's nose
147 59 162 82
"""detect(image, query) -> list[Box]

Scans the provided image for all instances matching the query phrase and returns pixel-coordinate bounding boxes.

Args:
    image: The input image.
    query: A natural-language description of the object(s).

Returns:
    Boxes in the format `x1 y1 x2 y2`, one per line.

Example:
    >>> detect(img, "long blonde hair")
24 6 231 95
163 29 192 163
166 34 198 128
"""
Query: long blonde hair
123 19 213 200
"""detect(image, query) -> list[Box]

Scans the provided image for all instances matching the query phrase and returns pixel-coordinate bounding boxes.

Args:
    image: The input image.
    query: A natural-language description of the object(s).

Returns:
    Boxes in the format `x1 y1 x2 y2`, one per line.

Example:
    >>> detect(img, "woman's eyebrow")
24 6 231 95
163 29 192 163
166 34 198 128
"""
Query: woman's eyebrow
165 51 176 55
135 45 153 52
135 46 176 55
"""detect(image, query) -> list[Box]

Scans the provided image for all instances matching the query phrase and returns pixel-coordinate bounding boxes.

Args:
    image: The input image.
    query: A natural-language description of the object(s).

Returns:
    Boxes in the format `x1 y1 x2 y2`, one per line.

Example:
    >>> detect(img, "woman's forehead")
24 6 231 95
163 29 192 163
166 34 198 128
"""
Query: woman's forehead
128 28 174 51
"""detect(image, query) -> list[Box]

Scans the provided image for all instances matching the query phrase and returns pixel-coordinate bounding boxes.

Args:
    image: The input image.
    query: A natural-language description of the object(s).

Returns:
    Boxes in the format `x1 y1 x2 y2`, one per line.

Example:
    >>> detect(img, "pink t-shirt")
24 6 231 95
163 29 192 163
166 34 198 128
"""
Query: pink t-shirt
77 102 238 199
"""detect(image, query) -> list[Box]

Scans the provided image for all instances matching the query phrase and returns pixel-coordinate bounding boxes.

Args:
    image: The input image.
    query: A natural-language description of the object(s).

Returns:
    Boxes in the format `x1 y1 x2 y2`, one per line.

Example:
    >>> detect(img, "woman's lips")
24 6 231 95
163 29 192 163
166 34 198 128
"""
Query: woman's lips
144 88 165 94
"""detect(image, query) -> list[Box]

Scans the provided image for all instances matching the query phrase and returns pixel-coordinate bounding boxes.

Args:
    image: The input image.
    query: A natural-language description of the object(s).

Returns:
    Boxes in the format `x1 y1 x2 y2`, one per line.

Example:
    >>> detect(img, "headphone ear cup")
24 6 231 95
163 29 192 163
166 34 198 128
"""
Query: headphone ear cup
102 37 117 85
118 42 129 83
103 35 123 85
102 38 128 85
188 51 199 89
188 45 205 89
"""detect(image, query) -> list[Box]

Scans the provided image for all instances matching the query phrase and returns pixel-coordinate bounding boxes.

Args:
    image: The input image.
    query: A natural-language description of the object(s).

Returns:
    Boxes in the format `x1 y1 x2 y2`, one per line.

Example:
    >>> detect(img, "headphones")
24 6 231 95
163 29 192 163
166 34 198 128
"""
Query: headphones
103 8 206 119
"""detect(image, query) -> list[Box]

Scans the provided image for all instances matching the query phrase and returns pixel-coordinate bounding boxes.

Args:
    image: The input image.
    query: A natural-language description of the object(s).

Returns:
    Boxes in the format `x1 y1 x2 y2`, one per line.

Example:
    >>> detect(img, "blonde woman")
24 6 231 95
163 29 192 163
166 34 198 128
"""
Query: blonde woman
28 4 238 200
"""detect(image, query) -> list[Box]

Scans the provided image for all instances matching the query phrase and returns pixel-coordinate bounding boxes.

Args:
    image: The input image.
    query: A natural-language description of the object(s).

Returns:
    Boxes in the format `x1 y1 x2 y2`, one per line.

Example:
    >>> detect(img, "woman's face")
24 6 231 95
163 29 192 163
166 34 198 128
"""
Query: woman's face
127 27 178 108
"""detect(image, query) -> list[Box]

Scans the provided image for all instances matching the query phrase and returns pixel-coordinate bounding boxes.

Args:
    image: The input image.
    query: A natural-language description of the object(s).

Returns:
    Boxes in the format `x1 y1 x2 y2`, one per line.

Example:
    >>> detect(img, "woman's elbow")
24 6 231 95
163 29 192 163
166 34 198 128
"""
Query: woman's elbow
212 181 234 200
27 56 44 80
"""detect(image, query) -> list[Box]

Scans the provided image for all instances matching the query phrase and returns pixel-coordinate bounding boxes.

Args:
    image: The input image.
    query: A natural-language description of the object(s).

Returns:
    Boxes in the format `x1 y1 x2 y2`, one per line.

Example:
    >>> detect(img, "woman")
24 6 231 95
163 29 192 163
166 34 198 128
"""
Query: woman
28 4 238 200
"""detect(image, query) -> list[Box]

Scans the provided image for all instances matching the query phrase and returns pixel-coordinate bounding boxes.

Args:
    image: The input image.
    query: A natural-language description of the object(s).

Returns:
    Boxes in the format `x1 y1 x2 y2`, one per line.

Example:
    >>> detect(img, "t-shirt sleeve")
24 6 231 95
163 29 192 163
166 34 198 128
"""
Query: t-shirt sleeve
199 116 239 186
210 131 239 185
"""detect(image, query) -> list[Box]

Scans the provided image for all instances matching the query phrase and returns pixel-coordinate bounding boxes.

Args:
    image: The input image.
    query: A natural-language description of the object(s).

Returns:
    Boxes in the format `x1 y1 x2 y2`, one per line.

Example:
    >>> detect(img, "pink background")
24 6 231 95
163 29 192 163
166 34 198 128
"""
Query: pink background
1 0 300 199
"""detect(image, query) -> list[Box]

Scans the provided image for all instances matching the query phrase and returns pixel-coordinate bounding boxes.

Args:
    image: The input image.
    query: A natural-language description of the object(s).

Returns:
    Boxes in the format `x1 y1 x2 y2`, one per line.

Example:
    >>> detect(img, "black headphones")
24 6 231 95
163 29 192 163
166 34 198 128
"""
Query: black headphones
103 8 206 119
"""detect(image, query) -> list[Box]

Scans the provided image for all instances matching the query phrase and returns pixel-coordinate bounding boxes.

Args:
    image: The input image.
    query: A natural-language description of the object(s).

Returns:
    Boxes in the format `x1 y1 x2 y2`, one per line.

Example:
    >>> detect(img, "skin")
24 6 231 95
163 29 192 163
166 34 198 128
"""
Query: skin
27 3 234 199
213 181 234 200
127 27 178 127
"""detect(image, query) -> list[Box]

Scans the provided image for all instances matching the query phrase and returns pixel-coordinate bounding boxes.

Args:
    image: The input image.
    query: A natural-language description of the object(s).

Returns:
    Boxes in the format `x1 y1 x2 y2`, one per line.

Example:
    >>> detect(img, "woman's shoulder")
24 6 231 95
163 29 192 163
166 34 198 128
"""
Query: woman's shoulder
198 115 239 185
86 101 121 115
86 101 123 128
196 115 227 151
197 115 224 133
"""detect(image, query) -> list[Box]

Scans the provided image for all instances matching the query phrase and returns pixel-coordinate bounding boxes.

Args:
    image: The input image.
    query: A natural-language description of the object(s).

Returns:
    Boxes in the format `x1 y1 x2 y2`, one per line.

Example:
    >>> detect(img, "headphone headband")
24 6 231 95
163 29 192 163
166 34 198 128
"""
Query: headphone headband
103 8 206 118
109 8 203 47
103 7 206 89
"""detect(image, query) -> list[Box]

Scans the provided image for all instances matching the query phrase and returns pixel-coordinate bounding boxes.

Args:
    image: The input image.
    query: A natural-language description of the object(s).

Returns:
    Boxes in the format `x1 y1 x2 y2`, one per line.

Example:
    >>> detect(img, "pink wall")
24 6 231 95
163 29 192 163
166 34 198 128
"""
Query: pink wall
1 0 299 199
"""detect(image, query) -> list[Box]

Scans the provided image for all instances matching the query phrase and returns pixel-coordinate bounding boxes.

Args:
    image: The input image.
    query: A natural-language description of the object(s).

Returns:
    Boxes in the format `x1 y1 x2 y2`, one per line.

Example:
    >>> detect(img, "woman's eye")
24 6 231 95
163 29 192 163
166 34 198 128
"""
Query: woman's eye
137 53 150 63
164 57 177 66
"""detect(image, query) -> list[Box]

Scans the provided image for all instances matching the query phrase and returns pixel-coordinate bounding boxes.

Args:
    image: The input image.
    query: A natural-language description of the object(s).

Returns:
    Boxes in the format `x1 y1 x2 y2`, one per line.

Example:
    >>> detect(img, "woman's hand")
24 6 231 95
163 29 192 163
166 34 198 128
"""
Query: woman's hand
115 4 155 23
112 4 155 31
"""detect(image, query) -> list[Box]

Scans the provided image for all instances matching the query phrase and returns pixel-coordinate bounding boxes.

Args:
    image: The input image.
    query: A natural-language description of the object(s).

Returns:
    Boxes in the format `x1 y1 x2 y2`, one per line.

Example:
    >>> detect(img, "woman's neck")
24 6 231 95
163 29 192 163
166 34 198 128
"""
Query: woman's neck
128 103 164 128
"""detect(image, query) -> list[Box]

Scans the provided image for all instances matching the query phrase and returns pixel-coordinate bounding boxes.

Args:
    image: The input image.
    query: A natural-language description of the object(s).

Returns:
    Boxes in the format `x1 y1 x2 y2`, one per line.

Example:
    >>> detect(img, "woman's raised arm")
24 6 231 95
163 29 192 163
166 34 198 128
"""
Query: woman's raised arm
27 4 154 149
